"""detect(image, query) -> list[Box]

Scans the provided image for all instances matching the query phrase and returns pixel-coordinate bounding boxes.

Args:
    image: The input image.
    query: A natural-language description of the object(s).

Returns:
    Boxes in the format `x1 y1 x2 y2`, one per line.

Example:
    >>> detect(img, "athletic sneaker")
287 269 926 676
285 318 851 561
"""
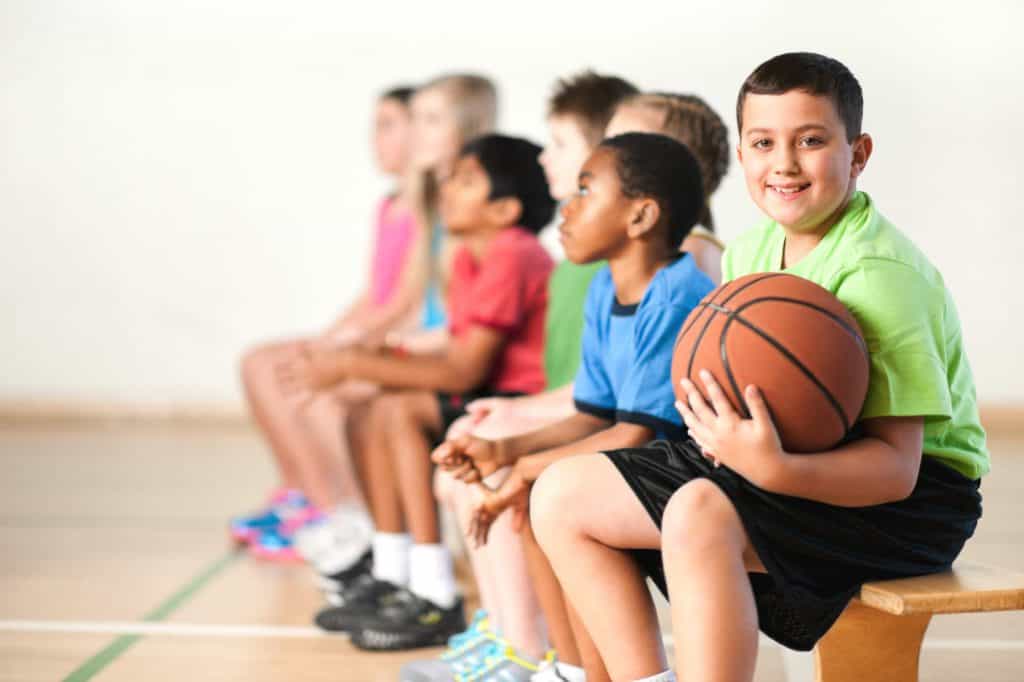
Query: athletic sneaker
455 641 539 681
351 590 466 651
248 505 322 562
314 573 402 633
248 526 302 562
399 610 498 681
529 652 586 682
295 503 374 563
228 488 305 543
316 548 374 593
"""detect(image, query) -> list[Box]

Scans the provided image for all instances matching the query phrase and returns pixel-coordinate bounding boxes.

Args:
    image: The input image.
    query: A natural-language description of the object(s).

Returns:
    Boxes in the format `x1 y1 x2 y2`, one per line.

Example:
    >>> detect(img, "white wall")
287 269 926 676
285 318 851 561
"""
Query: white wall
2 0 1022 409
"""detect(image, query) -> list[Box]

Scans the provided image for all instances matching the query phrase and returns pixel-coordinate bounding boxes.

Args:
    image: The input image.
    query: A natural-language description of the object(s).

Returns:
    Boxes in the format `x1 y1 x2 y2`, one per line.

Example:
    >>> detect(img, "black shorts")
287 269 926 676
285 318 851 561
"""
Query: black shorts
434 390 523 446
606 438 982 651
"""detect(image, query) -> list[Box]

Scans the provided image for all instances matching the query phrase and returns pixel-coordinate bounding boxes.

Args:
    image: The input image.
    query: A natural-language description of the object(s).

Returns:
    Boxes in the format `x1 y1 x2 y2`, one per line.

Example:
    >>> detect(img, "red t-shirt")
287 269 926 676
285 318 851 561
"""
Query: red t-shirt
447 227 554 394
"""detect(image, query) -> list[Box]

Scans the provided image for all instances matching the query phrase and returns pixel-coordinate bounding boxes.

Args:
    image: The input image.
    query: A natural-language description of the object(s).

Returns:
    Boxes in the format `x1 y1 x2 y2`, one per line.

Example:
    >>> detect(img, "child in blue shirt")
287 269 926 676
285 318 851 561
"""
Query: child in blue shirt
434 132 714 680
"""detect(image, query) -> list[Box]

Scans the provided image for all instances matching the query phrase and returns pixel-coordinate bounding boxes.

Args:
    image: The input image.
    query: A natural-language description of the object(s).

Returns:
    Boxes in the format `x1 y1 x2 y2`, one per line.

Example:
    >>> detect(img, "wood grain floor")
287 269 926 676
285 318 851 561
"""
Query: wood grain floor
1 423 1022 681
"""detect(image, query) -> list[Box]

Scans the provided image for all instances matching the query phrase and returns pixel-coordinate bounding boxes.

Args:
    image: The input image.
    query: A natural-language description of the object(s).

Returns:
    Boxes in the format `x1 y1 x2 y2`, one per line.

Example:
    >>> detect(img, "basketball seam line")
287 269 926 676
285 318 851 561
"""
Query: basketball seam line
681 273 787 381
725 310 852 436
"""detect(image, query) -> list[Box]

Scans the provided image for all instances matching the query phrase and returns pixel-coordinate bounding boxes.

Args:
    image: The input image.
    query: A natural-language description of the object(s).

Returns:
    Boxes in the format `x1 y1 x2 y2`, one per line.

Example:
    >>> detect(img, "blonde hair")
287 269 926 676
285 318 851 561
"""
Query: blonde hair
421 73 498 143
619 93 730 229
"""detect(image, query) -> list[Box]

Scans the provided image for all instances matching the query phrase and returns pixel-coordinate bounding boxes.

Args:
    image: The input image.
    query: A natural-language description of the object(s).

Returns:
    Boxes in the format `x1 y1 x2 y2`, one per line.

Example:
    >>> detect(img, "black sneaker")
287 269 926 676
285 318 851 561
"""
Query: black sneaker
313 573 401 633
351 590 466 651
315 548 373 592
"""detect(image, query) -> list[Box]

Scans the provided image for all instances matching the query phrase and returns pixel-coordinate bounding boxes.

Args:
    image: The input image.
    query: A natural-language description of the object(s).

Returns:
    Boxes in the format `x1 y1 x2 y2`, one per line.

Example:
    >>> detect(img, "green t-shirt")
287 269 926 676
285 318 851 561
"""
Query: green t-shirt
544 260 605 390
722 191 989 479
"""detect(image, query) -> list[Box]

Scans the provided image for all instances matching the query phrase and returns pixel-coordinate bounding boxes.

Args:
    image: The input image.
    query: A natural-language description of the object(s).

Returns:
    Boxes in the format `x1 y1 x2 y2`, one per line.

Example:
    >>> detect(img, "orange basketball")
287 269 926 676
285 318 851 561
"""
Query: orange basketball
671 273 870 453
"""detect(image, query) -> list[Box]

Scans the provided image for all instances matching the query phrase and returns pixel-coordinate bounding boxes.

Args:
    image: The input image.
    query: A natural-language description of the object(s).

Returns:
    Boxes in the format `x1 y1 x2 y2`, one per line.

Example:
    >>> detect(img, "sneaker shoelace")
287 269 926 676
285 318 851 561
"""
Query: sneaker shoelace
441 610 492 661
455 641 538 682
538 651 572 682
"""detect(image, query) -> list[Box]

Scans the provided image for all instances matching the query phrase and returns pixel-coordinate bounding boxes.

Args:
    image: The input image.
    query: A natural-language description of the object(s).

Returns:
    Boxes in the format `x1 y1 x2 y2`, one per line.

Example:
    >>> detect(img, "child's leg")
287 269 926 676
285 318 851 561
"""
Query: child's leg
521 521 582 664
298 390 365 506
531 454 668 680
568 603 611 682
661 480 762 682
374 390 459 607
479 490 546 658
353 395 404 533
440 470 502 618
240 340 308 489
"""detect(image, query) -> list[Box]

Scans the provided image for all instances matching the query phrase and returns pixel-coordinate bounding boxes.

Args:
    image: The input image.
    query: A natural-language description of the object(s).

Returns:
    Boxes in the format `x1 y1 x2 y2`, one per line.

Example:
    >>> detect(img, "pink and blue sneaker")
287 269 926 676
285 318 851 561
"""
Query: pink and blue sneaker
229 488 307 544
248 505 324 563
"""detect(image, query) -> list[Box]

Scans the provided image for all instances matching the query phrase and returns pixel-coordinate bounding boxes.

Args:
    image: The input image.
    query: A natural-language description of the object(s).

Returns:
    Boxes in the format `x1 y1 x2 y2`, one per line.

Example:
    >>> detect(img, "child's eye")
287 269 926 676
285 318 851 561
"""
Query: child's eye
751 138 771 150
799 136 825 147
577 185 590 197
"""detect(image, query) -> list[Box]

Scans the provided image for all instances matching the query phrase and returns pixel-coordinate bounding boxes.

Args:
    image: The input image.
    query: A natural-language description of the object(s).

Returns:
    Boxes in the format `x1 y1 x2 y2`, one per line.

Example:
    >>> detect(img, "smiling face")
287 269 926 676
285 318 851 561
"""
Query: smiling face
738 90 870 236
538 114 593 201
558 147 634 263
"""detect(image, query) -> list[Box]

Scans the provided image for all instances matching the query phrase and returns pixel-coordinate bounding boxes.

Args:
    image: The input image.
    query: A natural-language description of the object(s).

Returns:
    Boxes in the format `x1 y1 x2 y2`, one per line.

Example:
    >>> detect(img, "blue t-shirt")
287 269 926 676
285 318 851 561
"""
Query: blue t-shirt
573 254 714 438
421 220 447 329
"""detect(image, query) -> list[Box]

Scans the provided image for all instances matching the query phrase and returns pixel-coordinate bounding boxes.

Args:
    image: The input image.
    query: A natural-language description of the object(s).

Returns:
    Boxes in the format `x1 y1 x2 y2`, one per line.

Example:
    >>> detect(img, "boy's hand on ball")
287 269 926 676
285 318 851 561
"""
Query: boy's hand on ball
676 370 787 487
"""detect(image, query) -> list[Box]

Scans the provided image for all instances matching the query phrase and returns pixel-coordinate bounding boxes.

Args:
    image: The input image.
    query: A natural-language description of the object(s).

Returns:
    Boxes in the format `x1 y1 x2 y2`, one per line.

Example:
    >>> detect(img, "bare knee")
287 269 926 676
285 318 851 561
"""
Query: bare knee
662 479 744 559
239 346 266 387
434 468 457 508
529 455 594 550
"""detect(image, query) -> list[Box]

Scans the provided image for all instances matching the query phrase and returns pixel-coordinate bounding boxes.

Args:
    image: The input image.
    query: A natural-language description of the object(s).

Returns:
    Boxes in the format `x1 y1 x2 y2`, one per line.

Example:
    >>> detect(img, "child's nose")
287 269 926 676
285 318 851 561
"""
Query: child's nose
773 146 800 174
560 199 574 220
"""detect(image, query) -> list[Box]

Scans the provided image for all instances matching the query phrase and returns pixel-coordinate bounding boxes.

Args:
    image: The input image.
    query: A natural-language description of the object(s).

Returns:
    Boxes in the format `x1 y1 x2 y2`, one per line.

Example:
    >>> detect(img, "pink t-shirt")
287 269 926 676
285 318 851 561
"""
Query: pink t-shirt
370 196 415 307
447 227 554 394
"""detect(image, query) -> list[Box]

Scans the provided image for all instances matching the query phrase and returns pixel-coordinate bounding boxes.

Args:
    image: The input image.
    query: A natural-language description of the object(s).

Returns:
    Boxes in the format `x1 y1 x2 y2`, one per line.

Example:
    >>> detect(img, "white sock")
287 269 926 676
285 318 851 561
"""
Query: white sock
555 662 586 682
408 543 457 608
634 671 676 682
371 532 411 586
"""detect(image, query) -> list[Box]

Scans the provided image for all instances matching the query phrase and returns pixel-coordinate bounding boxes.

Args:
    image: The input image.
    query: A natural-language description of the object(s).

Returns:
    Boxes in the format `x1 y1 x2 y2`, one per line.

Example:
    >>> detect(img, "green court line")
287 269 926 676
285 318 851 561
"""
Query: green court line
62 550 241 682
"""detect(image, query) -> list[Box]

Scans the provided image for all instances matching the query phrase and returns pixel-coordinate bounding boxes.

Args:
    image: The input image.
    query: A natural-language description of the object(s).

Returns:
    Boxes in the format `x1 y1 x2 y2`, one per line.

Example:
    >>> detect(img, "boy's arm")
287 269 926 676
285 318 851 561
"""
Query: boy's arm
679 372 924 507
278 325 503 396
762 416 923 507
337 325 504 394
434 411 611 479
514 421 655 481
466 383 577 424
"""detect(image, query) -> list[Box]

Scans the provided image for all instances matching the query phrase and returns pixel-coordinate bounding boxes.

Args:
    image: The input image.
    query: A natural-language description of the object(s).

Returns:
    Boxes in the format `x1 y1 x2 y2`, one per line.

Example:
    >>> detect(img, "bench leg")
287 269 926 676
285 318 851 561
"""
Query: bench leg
814 601 931 682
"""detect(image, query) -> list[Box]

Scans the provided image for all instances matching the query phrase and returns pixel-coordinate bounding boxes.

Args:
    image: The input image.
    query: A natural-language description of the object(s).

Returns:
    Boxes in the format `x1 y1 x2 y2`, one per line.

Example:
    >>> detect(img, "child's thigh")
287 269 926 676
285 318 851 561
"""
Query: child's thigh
531 454 661 550
241 337 308 376
474 411 561 440
375 390 443 437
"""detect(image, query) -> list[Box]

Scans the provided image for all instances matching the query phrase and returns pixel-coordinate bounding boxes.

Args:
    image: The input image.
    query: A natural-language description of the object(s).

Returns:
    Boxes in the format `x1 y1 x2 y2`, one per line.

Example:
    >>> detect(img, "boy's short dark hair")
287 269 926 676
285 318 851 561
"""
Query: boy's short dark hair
600 132 704 250
382 85 416 105
737 52 863 142
549 71 639 146
460 134 556 234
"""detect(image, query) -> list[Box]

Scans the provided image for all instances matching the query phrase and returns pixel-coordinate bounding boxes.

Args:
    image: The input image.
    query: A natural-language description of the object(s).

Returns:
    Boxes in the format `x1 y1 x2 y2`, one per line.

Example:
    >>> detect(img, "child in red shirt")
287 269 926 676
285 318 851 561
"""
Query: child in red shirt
278 134 555 650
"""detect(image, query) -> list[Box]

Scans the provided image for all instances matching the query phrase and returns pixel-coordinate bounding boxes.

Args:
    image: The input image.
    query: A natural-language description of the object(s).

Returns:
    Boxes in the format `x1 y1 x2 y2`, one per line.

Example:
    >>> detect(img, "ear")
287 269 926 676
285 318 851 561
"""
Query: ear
487 196 524 227
626 198 661 239
850 133 873 179
736 142 744 165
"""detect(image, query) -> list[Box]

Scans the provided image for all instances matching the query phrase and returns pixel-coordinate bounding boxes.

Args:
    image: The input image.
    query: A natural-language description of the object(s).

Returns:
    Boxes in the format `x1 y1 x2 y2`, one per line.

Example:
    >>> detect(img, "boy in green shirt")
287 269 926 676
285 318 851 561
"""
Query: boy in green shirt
532 53 987 682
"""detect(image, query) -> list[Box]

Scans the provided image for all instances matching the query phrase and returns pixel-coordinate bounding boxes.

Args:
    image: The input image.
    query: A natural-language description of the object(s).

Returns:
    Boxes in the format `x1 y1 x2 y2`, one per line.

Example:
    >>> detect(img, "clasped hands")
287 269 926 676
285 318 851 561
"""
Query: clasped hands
431 432 530 548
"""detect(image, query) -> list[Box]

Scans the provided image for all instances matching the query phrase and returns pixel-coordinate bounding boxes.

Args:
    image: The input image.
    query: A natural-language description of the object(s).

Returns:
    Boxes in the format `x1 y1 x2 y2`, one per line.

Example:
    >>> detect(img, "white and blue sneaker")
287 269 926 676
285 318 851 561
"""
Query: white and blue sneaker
399 610 498 681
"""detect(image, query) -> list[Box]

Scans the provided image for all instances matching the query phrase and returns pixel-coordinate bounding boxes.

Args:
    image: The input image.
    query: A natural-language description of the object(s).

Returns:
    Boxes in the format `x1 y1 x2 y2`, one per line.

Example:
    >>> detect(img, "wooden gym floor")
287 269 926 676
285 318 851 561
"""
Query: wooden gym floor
1 422 1022 681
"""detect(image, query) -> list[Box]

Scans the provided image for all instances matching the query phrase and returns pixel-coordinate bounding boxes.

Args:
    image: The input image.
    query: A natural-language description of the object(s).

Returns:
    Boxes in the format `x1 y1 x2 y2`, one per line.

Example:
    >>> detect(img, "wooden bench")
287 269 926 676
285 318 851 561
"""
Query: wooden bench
814 561 1024 681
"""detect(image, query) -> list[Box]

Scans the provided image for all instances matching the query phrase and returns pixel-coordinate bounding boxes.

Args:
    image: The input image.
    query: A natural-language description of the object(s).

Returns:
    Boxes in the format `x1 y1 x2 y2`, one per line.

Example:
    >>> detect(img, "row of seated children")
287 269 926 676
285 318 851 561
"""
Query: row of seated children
232 53 989 682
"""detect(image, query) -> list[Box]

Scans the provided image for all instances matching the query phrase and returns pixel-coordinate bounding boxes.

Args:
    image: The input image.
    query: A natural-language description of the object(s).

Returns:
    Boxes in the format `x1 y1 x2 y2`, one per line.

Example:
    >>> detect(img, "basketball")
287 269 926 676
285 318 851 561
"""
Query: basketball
671 272 870 453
